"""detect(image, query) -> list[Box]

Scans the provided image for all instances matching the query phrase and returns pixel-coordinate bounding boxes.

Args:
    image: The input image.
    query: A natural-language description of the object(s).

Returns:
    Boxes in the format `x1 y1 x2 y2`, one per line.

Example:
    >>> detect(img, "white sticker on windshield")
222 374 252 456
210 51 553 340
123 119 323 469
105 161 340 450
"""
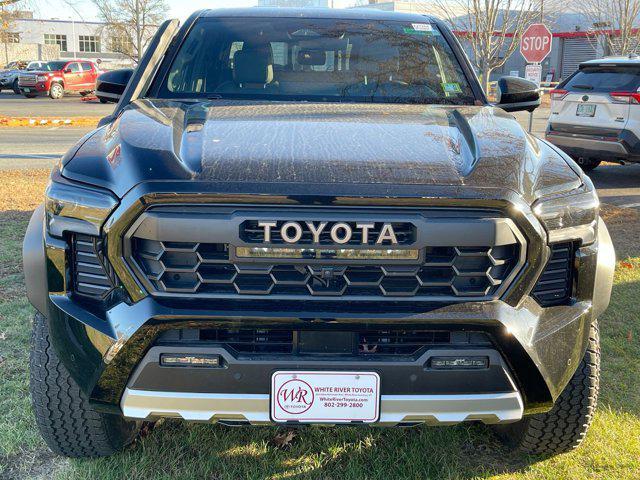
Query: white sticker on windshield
412 23 433 32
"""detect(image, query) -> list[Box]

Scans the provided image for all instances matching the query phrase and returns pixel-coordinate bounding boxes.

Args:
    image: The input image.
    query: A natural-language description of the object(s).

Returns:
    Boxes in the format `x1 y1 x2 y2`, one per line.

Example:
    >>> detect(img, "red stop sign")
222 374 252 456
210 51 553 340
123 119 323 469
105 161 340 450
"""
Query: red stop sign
520 24 553 63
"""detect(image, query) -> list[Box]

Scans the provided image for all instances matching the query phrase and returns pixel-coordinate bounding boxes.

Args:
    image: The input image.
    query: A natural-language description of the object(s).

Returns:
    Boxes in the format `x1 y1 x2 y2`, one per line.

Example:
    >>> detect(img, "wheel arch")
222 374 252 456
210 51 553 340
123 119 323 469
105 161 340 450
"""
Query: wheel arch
23 204 48 315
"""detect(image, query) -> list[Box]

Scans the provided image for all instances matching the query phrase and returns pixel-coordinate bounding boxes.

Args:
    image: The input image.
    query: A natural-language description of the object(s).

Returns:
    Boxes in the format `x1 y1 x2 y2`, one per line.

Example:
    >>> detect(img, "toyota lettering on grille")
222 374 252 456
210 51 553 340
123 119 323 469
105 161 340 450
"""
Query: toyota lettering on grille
257 221 398 245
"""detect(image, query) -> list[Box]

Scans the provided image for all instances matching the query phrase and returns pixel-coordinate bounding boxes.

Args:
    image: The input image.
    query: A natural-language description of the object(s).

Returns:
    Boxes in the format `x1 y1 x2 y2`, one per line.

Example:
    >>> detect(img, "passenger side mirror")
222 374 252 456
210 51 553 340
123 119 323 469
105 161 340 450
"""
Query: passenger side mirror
495 76 541 113
96 68 134 104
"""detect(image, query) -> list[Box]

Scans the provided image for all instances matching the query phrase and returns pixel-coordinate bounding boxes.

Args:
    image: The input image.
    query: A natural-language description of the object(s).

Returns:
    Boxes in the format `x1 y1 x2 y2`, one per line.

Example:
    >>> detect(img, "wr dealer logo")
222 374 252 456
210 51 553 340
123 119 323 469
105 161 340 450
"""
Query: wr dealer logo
276 379 315 414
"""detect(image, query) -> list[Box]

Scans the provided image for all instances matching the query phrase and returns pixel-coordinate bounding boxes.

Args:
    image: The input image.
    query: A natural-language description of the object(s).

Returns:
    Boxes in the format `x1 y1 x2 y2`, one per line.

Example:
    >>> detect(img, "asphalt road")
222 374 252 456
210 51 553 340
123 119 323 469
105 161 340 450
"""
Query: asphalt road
0 103 639 208
0 91 114 117
0 126 93 170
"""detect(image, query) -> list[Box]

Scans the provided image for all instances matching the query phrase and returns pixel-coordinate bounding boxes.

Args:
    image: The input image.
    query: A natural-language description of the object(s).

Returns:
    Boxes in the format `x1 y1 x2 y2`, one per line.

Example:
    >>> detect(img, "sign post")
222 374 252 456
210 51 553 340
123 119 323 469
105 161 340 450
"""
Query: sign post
520 24 553 133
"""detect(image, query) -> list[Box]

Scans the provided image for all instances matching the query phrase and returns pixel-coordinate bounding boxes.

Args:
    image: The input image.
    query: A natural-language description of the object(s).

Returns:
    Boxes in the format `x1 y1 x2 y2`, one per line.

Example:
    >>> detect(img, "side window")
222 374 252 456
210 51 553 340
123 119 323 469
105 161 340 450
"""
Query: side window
80 62 93 71
67 63 80 72
229 41 244 67
271 42 288 67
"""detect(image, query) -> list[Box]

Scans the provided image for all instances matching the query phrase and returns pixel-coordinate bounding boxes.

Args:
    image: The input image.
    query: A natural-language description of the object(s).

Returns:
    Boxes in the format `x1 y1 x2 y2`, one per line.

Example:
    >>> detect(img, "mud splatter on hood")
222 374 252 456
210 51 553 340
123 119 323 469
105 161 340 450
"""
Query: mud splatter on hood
62 99 582 202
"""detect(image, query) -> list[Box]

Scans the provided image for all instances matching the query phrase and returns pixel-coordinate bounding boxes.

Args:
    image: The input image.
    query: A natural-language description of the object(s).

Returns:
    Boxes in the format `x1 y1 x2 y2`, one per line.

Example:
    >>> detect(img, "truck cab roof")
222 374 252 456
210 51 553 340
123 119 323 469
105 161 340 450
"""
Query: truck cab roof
199 7 439 24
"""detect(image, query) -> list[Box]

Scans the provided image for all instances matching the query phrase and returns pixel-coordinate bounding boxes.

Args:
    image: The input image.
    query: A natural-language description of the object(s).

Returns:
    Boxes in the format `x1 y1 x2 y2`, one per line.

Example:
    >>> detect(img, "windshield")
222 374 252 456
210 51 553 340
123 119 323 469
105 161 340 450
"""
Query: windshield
562 66 640 93
43 61 68 71
156 18 475 104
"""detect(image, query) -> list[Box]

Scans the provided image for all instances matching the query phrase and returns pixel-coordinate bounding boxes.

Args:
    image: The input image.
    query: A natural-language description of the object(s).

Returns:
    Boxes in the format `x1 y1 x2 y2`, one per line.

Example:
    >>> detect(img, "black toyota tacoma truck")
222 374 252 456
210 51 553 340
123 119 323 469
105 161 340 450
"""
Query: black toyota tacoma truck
24 8 615 458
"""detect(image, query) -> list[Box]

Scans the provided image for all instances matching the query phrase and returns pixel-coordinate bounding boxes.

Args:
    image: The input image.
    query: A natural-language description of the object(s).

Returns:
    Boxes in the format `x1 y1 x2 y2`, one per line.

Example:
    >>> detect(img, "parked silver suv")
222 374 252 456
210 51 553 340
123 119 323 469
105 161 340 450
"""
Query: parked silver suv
546 56 640 171
0 60 48 94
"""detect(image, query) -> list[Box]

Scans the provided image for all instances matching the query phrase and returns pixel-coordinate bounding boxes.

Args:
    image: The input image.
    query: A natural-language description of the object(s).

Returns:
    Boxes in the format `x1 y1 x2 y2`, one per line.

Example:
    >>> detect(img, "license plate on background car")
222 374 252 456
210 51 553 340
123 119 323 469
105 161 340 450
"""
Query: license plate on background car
576 104 596 117
23 88 30 92
271 371 380 423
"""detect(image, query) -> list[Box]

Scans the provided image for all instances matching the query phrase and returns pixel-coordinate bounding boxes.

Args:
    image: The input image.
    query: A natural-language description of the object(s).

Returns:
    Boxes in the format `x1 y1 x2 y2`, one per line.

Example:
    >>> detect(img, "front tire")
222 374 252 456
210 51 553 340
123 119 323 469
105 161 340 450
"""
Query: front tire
494 321 600 456
49 83 64 99
12 78 20 94
30 313 140 458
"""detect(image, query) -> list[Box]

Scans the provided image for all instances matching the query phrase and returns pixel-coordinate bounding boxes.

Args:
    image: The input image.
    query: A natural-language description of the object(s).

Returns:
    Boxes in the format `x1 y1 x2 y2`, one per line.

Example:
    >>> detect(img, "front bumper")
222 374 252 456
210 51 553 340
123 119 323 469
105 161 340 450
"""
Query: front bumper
23 193 615 426
121 390 524 426
546 124 640 163
19 83 49 96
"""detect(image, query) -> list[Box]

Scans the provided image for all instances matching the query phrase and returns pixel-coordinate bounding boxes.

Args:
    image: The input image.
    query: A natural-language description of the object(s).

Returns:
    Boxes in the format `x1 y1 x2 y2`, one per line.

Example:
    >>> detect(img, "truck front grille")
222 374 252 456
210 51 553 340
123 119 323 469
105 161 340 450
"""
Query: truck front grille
131 238 520 299
18 74 36 86
155 328 493 357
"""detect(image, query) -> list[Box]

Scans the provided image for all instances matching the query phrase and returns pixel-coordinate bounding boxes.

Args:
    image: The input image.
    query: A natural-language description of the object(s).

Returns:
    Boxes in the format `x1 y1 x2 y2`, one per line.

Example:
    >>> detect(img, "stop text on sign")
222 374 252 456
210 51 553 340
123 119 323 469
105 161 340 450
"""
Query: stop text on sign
522 36 550 53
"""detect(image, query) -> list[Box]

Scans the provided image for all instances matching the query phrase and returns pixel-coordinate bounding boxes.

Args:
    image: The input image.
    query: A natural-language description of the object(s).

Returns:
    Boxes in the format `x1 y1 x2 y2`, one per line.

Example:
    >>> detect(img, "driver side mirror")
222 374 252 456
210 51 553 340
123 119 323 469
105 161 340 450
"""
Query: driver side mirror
96 68 134 104
495 76 541 113
64 68 72 73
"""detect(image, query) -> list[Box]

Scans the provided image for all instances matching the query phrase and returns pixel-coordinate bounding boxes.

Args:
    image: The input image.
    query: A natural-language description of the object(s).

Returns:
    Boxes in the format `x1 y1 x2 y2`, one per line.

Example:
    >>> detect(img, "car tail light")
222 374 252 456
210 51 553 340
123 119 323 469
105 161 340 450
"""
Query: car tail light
550 89 569 100
610 91 640 104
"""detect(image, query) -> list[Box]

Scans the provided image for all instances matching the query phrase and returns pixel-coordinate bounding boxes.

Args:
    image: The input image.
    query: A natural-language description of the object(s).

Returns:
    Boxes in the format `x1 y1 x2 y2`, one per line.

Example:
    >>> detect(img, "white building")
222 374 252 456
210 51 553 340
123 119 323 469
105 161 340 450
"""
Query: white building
258 0 329 6
4 15 157 68
353 1 467 16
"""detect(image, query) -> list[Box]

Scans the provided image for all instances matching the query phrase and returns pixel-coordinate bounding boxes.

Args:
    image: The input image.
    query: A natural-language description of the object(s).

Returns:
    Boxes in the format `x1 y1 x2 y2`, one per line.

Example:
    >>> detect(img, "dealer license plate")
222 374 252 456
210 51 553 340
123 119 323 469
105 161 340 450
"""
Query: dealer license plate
576 104 596 117
271 371 380 423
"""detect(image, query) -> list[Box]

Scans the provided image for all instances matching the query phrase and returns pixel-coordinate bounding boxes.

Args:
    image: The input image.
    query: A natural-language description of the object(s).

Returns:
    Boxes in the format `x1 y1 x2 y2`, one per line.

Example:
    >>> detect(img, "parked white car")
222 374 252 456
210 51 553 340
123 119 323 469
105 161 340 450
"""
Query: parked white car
546 56 640 171
0 61 48 94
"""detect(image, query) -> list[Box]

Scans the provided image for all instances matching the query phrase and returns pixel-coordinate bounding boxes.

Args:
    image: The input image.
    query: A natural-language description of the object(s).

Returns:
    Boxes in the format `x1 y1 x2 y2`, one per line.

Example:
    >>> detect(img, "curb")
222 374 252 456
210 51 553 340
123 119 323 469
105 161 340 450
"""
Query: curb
0 117 101 127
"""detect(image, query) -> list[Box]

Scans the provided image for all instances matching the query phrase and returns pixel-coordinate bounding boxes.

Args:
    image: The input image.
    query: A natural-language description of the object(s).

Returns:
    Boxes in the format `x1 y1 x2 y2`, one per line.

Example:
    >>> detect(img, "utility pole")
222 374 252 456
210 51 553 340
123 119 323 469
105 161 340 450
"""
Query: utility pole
71 17 76 58
62 1 85 60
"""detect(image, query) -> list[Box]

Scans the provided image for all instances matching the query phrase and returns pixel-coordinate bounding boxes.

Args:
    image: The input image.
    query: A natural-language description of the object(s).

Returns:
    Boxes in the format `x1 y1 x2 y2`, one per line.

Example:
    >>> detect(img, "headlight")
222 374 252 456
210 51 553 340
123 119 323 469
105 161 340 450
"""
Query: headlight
533 188 599 245
37 75 48 82
45 172 118 238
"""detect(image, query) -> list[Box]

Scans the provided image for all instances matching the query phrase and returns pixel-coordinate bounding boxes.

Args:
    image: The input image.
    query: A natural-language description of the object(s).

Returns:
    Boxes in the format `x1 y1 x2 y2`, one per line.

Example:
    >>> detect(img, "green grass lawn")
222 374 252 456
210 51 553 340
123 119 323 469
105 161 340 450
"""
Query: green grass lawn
1 171 639 479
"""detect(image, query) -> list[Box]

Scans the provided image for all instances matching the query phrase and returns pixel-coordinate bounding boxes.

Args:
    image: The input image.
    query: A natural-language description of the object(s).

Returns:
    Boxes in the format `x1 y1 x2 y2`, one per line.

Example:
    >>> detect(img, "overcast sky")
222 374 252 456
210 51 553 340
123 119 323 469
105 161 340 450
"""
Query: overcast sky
34 0 361 22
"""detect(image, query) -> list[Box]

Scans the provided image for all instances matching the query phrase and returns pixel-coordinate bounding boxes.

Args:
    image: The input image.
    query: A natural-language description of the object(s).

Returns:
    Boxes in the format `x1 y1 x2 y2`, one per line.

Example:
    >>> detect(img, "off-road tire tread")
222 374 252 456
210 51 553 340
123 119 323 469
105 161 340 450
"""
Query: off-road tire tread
500 321 600 455
29 313 138 458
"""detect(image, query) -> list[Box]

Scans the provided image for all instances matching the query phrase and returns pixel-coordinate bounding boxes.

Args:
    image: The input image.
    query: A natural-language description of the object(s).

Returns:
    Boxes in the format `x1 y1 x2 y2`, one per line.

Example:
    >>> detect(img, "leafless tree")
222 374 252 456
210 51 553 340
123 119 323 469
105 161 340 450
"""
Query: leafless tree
1 0 27 65
91 0 168 63
583 0 640 55
429 0 549 92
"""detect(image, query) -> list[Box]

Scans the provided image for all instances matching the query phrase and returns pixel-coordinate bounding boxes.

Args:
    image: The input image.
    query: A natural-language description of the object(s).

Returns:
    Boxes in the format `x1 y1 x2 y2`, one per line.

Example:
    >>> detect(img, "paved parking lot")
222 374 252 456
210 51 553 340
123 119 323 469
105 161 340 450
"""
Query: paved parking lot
0 90 113 117
0 127 92 170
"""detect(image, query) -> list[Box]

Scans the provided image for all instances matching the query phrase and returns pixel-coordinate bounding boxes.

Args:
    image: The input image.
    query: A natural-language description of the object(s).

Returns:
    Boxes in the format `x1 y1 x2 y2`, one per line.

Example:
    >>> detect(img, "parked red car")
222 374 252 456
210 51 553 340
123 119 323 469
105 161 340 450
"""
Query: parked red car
18 60 101 99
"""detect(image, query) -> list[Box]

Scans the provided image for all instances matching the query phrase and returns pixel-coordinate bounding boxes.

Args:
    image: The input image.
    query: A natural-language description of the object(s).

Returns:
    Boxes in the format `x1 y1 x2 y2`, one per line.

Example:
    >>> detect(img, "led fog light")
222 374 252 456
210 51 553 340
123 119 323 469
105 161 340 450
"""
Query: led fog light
160 354 223 368
430 356 489 370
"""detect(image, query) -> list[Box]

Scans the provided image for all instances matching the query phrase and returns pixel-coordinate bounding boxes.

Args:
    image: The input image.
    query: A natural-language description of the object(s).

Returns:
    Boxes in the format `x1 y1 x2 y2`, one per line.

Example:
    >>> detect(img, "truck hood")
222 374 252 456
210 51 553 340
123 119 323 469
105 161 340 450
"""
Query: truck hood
62 99 582 204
